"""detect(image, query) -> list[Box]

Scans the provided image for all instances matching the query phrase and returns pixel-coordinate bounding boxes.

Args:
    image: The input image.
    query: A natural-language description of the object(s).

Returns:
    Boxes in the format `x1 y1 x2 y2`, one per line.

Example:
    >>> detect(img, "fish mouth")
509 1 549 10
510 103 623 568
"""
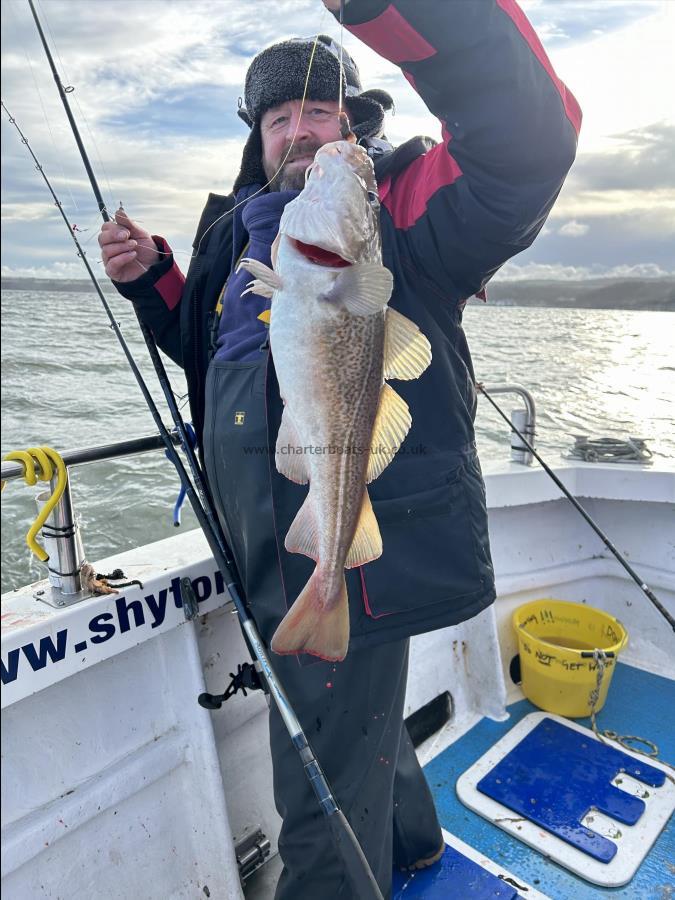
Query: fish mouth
291 238 352 268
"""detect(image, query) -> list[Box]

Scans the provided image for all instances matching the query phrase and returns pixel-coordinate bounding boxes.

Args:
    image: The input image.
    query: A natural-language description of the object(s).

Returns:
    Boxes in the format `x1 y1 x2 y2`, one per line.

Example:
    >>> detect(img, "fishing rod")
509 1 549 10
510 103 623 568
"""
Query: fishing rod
25 0 220 546
477 384 675 632
2 104 380 900
18 4 384 895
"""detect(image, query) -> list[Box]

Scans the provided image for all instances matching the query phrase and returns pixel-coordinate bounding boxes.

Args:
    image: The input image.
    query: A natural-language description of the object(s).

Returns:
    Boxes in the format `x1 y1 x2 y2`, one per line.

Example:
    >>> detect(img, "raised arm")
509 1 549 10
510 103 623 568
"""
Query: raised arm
333 0 581 300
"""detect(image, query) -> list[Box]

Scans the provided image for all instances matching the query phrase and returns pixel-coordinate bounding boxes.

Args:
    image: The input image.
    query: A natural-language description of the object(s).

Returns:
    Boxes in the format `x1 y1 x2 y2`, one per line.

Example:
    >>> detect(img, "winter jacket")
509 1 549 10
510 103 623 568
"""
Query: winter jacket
115 0 580 649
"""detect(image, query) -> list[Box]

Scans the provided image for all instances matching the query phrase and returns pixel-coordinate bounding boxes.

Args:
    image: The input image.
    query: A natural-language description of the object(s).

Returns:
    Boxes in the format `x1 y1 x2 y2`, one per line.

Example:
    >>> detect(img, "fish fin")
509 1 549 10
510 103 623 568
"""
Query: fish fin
367 383 412 483
238 257 282 289
384 308 432 381
242 278 275 299
276 409 309 484
271 571 349 662
327 263 393 316
271 232 281 268
345 489 382 568
285 495 318 560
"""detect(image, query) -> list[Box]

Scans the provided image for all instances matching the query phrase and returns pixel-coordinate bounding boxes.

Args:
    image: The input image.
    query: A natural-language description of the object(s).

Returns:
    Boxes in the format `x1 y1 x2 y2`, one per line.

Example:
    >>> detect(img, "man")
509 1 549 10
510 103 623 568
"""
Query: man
100 1 580 896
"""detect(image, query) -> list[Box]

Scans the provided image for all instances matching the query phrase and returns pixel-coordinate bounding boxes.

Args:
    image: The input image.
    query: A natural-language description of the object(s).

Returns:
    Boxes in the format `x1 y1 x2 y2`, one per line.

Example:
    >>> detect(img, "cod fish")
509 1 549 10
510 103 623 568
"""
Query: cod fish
239 140 431 661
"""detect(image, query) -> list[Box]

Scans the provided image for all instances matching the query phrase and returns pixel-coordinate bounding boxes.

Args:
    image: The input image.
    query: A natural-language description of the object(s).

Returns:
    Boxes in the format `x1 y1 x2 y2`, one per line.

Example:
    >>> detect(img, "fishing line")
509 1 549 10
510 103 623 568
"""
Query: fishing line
189 19 328 260
9 2 338 270
6 0 79 213
477 384 675 632
103 6 334 267
36 0 117 214
338 0 345 114
1 101 190 466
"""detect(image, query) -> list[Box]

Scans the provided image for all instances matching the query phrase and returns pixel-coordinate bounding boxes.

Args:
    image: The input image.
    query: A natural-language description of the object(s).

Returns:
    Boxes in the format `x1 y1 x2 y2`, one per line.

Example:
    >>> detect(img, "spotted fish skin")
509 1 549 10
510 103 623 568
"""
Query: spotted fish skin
239 141 431 661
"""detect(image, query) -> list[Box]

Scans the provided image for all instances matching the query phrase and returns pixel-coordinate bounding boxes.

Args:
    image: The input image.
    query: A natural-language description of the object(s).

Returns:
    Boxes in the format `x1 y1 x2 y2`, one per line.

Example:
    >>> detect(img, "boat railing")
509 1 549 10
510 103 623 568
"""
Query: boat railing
1 433 181 483
479 383 536 465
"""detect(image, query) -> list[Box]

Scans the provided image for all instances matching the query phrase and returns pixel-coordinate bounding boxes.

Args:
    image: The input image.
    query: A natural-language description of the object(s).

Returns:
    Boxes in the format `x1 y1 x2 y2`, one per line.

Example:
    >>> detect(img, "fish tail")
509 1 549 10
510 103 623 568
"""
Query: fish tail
271 570 349 662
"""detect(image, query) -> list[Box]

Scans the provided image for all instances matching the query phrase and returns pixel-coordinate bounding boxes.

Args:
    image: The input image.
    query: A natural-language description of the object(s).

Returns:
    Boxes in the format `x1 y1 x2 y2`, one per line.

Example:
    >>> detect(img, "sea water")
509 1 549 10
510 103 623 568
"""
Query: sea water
1 290 673 593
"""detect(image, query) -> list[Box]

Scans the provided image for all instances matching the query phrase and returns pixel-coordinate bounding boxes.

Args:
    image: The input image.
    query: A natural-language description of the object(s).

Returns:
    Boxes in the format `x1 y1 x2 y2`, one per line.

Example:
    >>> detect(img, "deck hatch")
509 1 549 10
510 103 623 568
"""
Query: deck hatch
456 710 675 887
476 717 664 862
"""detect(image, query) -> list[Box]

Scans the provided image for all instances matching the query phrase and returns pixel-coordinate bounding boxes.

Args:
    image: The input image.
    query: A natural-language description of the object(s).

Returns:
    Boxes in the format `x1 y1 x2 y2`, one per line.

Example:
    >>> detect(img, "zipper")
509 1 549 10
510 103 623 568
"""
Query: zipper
191 256 204 375
262 347 292 618
185 256 205 437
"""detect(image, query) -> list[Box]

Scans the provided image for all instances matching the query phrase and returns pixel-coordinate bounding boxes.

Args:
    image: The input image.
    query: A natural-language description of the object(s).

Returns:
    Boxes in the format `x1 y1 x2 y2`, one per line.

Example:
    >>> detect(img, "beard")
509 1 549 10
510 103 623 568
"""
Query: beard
264 140 322 192
270 168 307 192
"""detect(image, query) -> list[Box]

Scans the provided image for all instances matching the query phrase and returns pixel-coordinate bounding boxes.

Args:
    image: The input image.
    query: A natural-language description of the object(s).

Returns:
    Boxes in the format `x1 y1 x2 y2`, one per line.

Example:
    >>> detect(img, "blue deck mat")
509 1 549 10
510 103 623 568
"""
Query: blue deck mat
419 662 675 899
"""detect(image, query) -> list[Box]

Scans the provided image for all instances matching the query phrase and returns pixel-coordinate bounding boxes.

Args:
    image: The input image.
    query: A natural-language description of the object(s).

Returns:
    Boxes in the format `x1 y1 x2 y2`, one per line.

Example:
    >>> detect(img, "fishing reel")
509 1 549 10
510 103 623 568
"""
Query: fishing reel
198 661 265 710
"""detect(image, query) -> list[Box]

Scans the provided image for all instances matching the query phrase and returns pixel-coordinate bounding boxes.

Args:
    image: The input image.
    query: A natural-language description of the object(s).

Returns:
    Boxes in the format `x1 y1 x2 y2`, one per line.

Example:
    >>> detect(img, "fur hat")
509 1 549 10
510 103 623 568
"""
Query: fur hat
233 34 393 192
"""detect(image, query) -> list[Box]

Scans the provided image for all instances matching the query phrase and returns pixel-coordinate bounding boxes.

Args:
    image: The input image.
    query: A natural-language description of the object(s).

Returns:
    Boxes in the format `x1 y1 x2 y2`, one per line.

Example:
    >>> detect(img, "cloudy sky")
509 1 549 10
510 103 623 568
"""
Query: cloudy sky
1 0 674 281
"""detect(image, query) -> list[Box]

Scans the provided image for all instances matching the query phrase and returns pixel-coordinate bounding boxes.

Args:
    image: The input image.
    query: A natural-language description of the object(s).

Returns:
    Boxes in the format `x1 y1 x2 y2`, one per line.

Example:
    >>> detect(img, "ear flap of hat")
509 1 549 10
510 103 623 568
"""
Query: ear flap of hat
347 95 388 142
237 105 253 128
233 121 266 194
360 89 394 113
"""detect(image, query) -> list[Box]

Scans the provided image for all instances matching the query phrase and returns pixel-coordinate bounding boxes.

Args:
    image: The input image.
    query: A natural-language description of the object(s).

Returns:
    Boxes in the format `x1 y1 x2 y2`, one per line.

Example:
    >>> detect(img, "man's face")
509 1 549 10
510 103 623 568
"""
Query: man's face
261 98 344 191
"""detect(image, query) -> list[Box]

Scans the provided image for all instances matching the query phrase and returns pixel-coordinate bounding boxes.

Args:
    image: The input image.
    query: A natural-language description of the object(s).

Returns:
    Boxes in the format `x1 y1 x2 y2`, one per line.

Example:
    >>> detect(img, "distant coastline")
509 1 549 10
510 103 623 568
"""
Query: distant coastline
2 277 118 295
482 277 674 311
2 275 674 311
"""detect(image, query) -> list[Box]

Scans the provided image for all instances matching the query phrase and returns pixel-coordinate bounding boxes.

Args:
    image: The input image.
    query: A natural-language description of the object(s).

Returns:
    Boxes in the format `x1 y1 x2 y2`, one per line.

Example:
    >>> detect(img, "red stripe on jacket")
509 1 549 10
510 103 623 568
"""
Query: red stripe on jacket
347 5 436 64
496 0 582 134
152 236 185 311
380 130 463 230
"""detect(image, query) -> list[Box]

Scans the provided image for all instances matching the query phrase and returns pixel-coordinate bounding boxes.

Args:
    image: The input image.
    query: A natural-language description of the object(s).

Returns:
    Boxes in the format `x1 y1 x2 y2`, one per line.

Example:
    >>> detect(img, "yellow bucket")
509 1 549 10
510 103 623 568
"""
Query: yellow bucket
513 599 628 718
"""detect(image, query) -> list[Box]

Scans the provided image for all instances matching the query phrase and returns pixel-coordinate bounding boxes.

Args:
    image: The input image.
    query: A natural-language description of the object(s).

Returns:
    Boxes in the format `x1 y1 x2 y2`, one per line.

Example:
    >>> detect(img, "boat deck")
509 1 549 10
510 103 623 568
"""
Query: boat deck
244 662 674 898
405 662 674 899
3 460 672 899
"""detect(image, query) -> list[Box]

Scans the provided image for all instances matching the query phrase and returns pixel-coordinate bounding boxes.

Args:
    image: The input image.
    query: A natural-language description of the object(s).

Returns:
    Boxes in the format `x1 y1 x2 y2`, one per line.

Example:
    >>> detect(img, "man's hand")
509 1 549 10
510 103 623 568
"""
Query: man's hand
98 208 160 282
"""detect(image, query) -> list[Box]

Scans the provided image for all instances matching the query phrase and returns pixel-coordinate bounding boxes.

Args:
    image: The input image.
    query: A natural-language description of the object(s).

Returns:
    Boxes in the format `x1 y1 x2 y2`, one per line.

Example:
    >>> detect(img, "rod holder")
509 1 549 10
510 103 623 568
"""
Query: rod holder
34 470 88 607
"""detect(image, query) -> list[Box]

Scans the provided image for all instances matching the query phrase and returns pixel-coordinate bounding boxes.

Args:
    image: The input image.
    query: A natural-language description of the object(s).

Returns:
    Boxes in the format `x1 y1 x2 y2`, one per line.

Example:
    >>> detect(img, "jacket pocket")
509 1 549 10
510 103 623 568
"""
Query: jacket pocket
361 461 489 619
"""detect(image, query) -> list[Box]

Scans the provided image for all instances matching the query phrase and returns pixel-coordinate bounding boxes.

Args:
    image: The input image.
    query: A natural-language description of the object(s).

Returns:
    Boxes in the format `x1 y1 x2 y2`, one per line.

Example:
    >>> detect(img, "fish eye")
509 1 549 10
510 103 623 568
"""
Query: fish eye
367 190 378 203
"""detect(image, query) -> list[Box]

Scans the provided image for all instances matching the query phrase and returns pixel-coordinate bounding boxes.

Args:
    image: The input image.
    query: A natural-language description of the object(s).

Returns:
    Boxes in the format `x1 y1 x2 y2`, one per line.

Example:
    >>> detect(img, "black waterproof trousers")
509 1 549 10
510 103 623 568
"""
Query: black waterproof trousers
269 641 442 900
203 358 442 900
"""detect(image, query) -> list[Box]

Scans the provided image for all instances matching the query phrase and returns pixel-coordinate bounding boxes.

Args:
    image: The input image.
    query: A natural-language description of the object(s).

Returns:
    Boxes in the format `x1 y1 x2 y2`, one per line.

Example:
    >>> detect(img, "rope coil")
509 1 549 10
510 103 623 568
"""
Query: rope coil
565 436 653 465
